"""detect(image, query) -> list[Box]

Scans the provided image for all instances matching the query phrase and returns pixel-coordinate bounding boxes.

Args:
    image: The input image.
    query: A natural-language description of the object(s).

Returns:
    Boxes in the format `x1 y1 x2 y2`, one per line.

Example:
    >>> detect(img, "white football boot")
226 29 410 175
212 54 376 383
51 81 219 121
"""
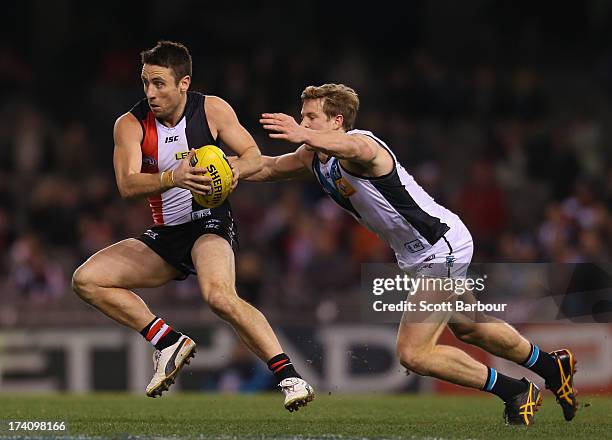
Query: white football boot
279 377 315 412
146 334 196 397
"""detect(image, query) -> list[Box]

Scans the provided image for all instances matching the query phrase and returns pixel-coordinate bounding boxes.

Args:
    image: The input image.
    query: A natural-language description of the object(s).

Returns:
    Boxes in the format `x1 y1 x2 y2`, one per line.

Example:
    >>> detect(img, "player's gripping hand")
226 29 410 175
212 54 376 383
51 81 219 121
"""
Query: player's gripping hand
260 113 307 143
173 149 212 195
227 156 240 192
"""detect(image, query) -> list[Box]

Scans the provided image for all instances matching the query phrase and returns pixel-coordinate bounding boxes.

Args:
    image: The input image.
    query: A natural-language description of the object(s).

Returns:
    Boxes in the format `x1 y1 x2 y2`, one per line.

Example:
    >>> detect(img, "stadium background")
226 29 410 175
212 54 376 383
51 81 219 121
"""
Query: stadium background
1 0 611 396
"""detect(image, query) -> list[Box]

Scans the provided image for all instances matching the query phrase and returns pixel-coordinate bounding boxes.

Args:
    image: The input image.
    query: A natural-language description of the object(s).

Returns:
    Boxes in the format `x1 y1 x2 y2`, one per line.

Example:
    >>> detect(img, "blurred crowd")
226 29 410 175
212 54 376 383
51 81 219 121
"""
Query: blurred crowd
2 2 612 326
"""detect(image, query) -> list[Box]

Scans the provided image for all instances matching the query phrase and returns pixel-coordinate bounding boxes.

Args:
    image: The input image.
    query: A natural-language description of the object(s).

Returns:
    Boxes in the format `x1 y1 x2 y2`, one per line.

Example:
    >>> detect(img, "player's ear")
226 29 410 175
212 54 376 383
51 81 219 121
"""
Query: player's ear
179 75 191 93
333 114 344 130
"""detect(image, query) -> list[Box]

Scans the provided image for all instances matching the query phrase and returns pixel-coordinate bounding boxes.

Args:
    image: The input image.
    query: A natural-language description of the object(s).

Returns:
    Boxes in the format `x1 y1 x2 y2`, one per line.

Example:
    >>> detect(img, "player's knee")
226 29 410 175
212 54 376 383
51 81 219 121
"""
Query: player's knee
208 294 239 320
397 345 430 376
71 265 96 302
204 284 239 320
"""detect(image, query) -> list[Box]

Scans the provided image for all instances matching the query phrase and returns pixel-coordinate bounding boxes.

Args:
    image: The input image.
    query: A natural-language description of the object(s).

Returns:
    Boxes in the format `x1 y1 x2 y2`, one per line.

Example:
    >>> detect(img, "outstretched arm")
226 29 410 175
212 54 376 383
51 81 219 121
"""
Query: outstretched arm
234 144 314 182
260 113 378 163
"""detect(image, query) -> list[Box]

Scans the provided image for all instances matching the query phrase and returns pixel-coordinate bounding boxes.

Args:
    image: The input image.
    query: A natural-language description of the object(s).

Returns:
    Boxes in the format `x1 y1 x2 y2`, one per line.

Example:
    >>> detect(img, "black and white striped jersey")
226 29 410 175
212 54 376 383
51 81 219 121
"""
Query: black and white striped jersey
312 129 466 269
130 91 227 226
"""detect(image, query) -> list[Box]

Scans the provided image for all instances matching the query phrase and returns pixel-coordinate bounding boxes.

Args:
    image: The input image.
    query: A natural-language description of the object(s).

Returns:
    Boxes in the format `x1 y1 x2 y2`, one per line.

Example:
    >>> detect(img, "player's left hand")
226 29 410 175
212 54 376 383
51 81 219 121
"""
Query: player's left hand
227 156 240 192
260 113 306 143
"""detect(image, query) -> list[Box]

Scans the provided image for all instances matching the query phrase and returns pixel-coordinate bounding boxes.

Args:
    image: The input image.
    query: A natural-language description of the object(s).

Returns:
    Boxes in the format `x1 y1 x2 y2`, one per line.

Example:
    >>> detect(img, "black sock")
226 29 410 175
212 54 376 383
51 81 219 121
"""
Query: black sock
140 317 182 351
482 367 528 402
267 353 301 382
521 344 559 390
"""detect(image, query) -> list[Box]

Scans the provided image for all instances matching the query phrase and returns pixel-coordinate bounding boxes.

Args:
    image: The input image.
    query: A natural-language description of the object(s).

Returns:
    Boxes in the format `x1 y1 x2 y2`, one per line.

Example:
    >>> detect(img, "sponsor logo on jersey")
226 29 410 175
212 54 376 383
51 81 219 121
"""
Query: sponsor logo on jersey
405 239 425 253
165 135 179 143
143 156 158 166
144 229 159 240
191 209 212 221
415 262 434 273
204 218 221 230
335 177 356 197
325 160 355 197
330 160 342 180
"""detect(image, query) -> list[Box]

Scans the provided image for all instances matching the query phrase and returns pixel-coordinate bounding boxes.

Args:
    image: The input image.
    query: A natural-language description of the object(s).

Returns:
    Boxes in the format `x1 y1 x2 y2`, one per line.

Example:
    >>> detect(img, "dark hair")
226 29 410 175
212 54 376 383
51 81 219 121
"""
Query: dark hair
140 41 192 84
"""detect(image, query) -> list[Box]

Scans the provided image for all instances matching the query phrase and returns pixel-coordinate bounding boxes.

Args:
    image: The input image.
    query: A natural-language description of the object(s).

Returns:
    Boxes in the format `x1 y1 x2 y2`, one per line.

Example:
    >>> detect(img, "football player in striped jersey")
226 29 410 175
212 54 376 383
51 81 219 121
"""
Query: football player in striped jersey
243 83 576 424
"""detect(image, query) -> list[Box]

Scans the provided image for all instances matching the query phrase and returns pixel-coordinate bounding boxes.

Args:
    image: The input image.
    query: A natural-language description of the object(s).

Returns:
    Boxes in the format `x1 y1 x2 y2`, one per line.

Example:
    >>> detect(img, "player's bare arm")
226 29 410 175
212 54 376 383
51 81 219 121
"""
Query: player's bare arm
205 96 262 188
237 145 314 182
260 112 378 162
113 113 212 199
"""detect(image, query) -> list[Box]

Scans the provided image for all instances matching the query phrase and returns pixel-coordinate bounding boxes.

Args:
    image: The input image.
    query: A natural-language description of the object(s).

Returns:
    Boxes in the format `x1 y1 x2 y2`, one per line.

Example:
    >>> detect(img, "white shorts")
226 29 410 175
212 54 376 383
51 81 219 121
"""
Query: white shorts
405 222 474 279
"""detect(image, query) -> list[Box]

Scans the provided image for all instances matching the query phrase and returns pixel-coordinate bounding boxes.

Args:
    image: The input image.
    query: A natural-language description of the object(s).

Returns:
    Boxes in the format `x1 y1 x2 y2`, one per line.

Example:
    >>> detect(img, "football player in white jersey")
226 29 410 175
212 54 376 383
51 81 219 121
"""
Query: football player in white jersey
243 83 577 425
72 41 314 410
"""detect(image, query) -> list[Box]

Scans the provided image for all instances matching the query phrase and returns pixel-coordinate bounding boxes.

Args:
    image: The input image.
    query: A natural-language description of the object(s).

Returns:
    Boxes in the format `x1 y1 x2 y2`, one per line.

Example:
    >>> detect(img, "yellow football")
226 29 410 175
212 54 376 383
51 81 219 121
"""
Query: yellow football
189 145 233 208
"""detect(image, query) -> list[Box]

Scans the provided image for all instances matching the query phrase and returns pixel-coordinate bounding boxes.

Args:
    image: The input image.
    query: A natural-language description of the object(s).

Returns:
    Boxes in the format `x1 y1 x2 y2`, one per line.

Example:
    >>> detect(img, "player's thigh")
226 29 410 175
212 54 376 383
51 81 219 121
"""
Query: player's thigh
74 238 181 289
447 287 496 331
191 234 236 301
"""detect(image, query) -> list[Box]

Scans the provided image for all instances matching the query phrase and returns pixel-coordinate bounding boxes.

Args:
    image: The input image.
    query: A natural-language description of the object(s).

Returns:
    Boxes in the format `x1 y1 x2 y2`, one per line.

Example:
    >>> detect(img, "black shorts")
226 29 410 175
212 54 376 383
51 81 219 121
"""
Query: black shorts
135 206 238 280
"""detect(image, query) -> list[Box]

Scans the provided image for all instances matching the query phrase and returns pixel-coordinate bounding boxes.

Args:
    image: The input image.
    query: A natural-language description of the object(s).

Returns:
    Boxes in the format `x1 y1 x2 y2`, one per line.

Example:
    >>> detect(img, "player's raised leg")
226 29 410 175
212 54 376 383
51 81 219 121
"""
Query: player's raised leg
396 287 542 426
191 234 314 411
72 238 196 397
72 239 177 329
449 316 578 421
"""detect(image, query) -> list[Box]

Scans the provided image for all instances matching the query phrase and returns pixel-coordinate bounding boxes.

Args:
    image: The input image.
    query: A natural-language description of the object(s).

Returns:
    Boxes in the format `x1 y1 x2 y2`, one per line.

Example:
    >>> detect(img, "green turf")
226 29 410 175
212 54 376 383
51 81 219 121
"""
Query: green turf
0 393 610 440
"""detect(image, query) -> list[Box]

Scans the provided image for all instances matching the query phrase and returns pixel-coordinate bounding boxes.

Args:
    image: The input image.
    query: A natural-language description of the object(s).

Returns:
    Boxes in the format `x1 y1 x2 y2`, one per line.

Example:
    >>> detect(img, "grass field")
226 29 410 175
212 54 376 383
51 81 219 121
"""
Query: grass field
0 393 610 440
